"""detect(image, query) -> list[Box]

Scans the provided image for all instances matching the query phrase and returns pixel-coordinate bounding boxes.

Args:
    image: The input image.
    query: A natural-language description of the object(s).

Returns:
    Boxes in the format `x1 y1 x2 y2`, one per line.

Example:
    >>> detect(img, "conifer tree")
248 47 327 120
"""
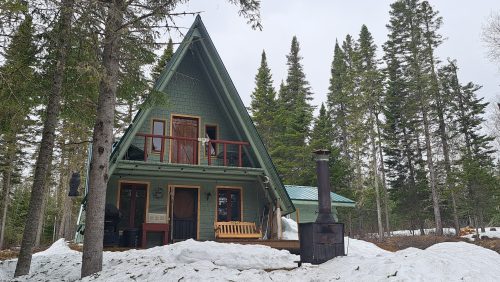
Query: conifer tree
272 36 314 185
327 41 350 159
15 0 75 275
250 50 277 149
151 37 174 81
0 13 38 250
357 25 385 240
443 61 495 233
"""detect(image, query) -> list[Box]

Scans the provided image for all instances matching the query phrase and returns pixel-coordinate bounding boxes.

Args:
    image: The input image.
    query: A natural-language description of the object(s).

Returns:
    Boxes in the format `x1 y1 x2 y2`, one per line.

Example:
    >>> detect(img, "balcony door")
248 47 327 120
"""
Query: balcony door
171 116 199 164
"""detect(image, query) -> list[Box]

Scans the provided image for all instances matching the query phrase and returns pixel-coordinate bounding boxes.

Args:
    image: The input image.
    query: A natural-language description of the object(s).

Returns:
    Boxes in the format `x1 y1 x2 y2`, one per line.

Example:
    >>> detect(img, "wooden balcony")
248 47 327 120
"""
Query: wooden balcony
133 133 251 168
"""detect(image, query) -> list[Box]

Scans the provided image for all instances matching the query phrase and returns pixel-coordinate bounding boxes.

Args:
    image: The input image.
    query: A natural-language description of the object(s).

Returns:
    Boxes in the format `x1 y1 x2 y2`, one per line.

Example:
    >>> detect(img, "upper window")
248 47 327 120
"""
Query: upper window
205 125 217 156
217 188 241 222
152 120 165 152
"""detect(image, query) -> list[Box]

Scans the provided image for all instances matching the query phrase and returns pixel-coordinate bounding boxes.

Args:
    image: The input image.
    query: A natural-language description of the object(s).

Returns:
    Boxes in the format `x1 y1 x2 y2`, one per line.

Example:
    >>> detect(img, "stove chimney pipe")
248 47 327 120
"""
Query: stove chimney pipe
314 149 335 224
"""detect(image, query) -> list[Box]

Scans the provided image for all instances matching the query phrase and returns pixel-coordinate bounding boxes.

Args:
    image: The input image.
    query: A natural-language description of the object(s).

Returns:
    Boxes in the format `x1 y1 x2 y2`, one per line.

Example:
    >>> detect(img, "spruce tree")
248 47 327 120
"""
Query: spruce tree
272 36 314 185
250 50 277 149
151 37 174 81
327 41 350 159
443 61 496 233
358 24 385 240
0 13 38 250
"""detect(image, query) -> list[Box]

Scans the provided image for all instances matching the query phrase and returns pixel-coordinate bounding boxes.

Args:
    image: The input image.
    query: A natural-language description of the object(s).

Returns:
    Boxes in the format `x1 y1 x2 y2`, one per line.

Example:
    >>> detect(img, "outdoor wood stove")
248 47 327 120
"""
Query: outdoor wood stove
299 149 345 264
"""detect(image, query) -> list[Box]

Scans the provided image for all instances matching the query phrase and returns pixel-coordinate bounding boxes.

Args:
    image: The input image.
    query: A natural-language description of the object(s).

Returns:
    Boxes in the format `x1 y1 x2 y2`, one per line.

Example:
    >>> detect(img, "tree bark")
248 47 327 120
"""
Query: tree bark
370 111 383 242
421 108 443 236
35 153 54 247
375 113 390 235
81 1 123 277
14 0 74 276
435 95 460 236
0 133 16 249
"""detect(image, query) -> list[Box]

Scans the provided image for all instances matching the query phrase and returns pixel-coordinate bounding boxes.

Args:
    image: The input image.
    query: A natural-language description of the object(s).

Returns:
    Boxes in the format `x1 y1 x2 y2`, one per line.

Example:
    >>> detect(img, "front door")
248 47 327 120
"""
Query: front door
170 187 198 241
118 183 147 230
171 116 199 164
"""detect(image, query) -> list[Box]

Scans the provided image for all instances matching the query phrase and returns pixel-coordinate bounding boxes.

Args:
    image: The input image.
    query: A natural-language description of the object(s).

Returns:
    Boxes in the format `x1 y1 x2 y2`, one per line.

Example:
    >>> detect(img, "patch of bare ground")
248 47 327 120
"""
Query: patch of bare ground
365 235 500 254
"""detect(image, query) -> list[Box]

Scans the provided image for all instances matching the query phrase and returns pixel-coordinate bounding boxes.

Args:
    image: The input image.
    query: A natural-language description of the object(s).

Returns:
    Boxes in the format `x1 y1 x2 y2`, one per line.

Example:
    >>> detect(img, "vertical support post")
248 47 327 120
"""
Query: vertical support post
207 140 211 165
160 136 164 162
276 206 282 240
223 143 227 166
238 144 242 167
143 136 148 161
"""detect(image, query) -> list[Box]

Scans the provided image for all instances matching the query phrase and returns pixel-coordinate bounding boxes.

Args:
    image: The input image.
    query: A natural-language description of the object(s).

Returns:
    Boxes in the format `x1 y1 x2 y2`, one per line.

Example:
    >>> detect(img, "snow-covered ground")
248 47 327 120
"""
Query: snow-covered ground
391 228 456 236
461 227 500 241
1 236 499 281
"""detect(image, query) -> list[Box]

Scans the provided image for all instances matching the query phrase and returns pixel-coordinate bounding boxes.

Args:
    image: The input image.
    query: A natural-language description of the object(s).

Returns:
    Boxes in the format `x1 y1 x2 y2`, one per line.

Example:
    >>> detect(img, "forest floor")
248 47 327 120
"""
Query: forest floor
366 235 500 253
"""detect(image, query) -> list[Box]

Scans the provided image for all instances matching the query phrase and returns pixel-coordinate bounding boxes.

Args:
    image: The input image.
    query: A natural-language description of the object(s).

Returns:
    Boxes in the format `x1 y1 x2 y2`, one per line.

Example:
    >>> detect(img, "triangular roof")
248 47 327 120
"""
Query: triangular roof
285 185 356 207
109 15 294 214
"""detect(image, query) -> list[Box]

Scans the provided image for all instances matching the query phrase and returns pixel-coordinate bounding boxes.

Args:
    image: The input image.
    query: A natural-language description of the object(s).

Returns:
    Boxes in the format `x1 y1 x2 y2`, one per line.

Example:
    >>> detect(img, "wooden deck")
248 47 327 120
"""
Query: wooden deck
216 239 300 254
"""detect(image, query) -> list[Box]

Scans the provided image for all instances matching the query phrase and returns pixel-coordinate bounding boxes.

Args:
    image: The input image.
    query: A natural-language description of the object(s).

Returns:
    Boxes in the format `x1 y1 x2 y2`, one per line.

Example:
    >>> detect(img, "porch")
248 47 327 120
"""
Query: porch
104 172 274 248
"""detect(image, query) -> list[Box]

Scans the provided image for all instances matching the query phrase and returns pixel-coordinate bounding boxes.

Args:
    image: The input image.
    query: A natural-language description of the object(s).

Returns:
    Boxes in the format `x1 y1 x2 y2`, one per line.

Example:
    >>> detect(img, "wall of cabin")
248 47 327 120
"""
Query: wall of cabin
106 175 267 241
128 49 253 166
289 203 339 223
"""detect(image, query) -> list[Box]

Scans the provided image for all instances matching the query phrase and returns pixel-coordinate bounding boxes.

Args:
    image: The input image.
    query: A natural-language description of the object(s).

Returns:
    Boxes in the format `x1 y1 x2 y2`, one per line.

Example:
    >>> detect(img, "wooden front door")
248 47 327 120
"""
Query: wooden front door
118 183 147 230
170 187 198 241
171 116 199 164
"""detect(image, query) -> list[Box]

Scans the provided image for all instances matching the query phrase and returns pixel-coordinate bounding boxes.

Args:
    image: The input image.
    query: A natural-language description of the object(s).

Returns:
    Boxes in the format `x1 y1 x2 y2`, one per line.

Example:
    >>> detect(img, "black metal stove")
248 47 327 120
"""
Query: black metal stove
299 149 345 264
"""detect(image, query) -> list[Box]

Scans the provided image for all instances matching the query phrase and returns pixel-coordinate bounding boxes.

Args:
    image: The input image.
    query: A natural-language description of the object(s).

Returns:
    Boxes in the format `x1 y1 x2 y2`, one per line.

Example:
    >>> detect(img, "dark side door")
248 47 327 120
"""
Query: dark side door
170 187 198 241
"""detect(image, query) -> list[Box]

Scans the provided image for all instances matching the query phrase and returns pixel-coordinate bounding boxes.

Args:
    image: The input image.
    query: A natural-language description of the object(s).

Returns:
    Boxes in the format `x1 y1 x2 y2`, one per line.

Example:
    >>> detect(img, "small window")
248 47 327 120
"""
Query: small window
217 188 241 222
152 120 165 152
205 125 217 156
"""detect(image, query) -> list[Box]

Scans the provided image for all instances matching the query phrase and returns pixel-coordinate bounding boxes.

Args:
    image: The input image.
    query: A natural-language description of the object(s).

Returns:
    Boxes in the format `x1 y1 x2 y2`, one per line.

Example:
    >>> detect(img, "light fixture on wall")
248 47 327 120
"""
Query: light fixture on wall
154 187 164 199
206 192 212 201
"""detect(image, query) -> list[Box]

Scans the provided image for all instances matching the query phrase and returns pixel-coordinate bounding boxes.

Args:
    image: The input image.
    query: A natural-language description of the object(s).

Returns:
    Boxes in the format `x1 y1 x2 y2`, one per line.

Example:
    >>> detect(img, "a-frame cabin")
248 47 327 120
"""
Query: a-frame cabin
78 16 295 248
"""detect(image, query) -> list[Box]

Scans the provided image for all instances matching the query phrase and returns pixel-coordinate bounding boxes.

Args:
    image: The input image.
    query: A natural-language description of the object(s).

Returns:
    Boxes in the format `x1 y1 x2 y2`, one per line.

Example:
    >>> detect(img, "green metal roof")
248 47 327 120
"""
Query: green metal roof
285 185 356 207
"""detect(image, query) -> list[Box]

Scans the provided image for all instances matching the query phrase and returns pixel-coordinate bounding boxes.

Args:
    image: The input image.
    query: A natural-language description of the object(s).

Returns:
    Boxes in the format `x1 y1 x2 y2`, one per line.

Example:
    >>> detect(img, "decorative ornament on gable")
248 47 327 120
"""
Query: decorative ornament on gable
68 172 80 197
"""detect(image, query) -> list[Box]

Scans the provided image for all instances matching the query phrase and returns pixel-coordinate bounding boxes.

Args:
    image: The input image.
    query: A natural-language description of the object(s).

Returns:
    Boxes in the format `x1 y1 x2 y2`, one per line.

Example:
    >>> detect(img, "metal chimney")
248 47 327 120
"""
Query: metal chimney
314 149 335 224
298 149 345 264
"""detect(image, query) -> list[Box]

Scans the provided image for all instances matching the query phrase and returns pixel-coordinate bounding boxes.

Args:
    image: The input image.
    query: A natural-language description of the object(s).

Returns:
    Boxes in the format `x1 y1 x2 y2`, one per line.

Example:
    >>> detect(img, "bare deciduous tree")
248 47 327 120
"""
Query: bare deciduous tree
483 11 500 64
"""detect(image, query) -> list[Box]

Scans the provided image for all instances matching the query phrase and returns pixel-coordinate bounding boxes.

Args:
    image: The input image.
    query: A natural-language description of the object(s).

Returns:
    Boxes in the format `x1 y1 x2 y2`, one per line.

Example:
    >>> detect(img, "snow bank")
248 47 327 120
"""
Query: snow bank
462 227 500 241
1 235 499 281
281 217 298 240
390 228 456 236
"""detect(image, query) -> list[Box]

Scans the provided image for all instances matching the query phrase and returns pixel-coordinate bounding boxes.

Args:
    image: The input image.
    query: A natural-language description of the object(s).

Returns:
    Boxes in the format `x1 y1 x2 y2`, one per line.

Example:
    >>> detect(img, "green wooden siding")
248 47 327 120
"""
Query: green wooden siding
129 50 252 167
289 202 339 223
107 175 265 241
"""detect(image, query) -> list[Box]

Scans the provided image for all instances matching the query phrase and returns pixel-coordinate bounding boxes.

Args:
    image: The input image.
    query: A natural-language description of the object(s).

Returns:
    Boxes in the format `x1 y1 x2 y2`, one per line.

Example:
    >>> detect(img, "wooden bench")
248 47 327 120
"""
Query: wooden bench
214 221 262 239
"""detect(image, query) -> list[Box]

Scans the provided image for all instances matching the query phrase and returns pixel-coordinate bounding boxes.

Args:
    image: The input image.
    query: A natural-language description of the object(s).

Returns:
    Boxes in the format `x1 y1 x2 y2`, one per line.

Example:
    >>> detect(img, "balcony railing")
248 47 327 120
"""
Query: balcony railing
134 133 250 167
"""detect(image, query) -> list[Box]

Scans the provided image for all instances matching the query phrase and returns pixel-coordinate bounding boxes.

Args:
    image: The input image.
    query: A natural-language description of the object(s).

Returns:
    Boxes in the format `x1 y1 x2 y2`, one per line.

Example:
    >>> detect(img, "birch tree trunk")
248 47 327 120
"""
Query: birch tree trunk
14 0 74 276
81 0 123 277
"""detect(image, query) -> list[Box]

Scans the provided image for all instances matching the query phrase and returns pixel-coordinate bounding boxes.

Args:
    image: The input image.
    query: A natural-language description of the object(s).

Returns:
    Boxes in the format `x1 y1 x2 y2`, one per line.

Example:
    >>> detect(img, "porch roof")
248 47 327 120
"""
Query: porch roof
284 185 356 207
